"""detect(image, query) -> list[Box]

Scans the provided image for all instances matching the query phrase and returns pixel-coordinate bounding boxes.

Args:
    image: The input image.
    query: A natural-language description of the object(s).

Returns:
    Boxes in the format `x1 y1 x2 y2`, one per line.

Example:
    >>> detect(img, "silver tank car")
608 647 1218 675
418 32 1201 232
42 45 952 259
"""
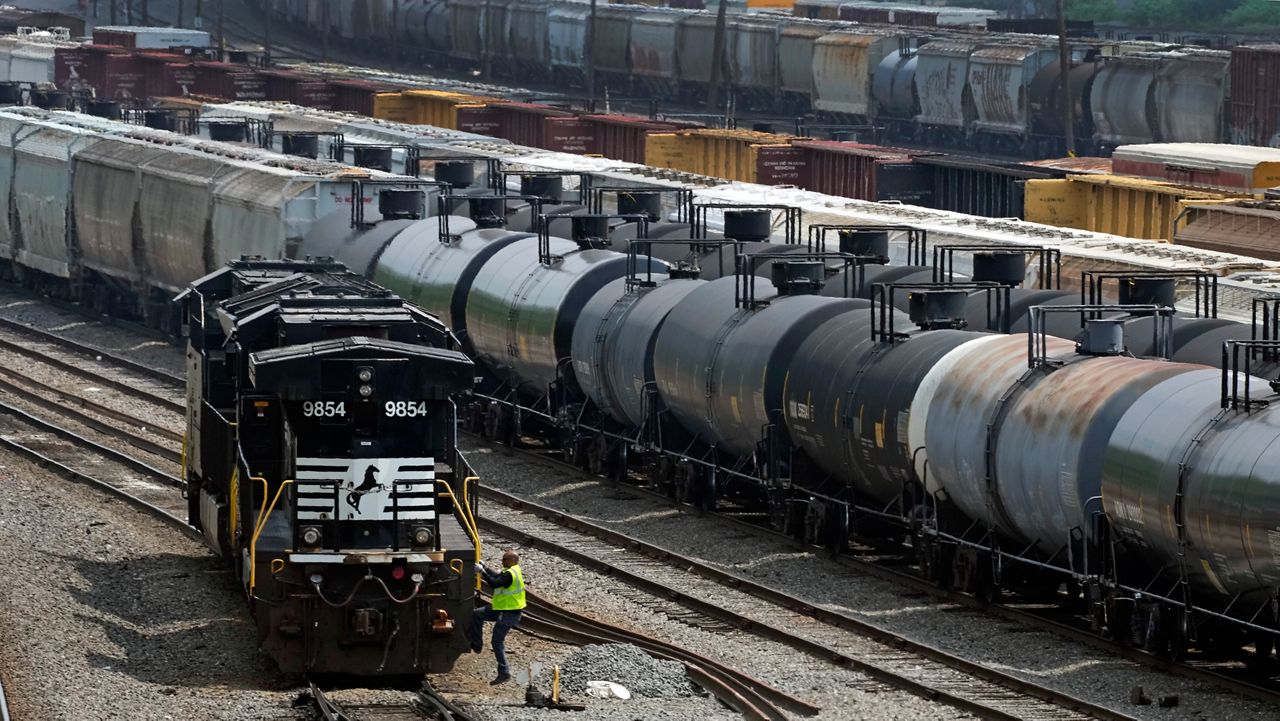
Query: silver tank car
465 236 665 397
570 275 701 428
1103 370 1280 600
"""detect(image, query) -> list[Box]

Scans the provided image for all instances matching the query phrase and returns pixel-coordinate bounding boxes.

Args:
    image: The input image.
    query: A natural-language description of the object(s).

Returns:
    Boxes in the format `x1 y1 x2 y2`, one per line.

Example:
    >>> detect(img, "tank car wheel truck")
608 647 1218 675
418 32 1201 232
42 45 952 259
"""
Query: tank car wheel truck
177 258 480 676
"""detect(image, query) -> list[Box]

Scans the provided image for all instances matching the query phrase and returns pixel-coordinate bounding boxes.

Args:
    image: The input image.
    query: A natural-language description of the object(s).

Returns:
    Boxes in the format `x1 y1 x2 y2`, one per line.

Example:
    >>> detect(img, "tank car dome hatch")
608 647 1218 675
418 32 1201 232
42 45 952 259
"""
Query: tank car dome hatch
771 260 825 296
280 132 320 159
837 228 890 261
617 191 663 222
378 188 425 221
207 121 248 143
86 100 122 120
0 82 21 106
353 145 395 172
520 174 565 204
971 251 1027 286
144 109 179 132
723 209 772 243
1117 276 1177 311
571 215 611 250
907 289 969 330
468 196 507 229
1077 318 1127 356
433 160 476 189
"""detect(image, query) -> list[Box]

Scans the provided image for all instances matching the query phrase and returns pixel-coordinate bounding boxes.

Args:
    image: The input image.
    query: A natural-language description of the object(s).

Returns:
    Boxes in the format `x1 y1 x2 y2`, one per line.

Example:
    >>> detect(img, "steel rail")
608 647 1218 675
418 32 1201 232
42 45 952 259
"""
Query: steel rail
475 437 1280 711
0 331 184 412
0 316 185 388
0 411 198 542
0 398 182 488
480 491 1131 721
0 373 182 463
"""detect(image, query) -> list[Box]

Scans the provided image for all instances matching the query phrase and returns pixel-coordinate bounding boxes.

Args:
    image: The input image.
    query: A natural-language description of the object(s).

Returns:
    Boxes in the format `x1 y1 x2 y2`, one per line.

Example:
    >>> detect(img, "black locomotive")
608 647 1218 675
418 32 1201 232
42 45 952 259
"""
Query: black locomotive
179 258 479 675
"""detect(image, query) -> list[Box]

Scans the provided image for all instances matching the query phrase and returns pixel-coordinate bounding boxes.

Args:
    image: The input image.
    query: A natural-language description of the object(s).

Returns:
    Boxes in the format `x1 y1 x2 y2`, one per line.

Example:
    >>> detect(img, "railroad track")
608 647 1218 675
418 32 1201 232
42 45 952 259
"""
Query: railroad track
477 437 1280 712
309 679 477 720
479 486 1131 721
0 330 810 721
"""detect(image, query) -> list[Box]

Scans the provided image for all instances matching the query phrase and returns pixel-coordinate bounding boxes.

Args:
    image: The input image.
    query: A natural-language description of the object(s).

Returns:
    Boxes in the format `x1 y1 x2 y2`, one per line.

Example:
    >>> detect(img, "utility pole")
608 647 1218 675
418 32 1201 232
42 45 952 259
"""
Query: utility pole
586 0 597 111
141 0 149 26
1056 0 1075 156
391 0 400 65
109 0 117 24
264 1 272 66
194 0 202 30
321 1 330 62
705 0 729 111
177 0 185 27
216 0 225 55
125 0 132 24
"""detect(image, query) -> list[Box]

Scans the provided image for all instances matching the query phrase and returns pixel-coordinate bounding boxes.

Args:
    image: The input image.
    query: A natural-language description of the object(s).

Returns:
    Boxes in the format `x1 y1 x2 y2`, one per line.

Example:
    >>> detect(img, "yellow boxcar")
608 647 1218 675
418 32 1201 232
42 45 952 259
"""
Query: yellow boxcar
1024 174 1241 241
372 89 496 129
644 129 797 183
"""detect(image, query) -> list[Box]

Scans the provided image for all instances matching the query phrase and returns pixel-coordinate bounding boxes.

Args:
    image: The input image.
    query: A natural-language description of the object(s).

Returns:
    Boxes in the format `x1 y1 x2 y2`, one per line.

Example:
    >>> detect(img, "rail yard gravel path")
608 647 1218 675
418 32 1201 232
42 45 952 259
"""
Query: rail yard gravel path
0 450 294 720
477 532 974 721
464 442 1280 721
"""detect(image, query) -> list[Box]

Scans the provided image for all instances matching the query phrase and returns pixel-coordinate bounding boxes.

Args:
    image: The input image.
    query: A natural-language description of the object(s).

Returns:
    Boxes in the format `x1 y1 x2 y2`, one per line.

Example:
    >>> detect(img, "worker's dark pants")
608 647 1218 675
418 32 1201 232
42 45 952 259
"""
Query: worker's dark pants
471 606 522 675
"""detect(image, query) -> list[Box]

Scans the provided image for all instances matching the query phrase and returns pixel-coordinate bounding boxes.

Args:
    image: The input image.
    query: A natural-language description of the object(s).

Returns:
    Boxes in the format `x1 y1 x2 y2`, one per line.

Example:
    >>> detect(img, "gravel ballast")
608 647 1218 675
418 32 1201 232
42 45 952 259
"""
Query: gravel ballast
464 442 1280 721
0 451 293 720
540 643 698 699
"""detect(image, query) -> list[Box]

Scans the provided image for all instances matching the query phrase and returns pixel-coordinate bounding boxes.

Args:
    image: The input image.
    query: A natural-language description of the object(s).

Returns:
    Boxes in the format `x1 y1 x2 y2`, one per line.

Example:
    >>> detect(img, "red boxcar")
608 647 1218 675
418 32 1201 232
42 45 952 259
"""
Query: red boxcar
102 53 145 100
791 140 934 203
489 101 575 148
579 114 680 164
1230 45 1280 147
54 45 116 92
328 78 393 116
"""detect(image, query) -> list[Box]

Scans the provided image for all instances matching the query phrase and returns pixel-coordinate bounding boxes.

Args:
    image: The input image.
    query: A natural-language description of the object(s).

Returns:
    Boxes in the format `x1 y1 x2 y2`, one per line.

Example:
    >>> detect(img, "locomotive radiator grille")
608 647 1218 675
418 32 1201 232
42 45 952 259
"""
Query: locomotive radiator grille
295 457 436 522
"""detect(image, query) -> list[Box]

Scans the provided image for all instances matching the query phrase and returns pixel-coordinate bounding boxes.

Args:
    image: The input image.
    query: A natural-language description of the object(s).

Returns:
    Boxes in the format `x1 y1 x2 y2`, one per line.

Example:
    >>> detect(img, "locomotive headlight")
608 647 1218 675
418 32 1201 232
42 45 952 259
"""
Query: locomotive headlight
411 526 433 547
300 526 322 547
358 368 373 383
359 384 373 398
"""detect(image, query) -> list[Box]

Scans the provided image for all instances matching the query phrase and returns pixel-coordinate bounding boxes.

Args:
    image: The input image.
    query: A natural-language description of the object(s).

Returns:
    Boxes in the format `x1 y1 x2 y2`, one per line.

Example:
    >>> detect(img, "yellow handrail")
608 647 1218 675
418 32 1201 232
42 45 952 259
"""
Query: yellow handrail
180 432 188 482
249 478 294 593
228 467 240 541
437 476 482 590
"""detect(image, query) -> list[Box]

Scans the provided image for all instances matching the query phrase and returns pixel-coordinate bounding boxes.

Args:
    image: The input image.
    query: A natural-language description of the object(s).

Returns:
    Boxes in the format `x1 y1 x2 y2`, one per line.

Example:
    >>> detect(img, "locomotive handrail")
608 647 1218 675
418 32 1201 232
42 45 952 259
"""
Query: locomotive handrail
249 477 295 594
437 477 482 590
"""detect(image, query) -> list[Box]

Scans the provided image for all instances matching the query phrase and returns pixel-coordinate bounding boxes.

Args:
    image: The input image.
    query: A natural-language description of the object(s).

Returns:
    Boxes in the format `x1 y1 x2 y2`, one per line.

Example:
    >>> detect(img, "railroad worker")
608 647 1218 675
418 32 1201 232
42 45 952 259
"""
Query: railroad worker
470 549 526 685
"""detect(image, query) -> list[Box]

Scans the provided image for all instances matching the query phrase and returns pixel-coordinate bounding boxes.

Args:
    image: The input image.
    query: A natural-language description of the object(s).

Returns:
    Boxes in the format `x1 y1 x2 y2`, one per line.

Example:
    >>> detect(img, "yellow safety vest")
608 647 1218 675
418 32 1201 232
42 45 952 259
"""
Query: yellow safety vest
491 564 526 611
